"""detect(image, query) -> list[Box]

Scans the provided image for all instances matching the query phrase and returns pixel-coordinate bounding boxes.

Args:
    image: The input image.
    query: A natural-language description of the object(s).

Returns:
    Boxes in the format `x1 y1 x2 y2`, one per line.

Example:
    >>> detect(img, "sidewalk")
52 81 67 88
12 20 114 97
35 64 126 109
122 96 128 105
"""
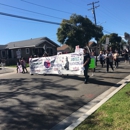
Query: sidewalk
0 67 15 74
0 67 30 75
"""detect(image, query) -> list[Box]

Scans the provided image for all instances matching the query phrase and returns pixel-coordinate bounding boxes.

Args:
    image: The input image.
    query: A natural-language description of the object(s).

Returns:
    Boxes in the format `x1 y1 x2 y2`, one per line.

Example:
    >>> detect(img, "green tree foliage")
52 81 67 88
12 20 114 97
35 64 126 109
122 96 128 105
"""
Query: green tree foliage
124 32 130 40
57 14 103 50
99 34 109 44
120 39 127 50
99 33 122 51
124 32 130 45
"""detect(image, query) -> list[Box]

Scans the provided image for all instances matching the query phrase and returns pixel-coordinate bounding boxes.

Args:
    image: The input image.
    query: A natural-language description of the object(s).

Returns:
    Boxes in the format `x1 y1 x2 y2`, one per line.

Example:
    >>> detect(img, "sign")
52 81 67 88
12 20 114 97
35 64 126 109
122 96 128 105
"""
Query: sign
29 53 84 75
103 44 108 50
16 49 21 59
89 58 96 69
29 52 96 75
75 45 80 53
106 37 109 45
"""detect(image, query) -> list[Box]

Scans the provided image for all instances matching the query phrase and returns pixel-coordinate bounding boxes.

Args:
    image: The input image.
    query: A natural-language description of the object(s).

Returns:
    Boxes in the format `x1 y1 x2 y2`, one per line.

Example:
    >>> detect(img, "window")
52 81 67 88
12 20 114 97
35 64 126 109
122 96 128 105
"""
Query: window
46 47 53 56
26 48 30 54
1 50 6 58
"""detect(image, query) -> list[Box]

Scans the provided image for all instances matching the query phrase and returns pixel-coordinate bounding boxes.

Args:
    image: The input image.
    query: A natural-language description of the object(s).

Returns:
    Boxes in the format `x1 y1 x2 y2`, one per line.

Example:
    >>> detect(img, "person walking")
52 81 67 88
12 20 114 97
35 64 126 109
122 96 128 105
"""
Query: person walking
21 58 25 73
99 51 105 67
113 51 119 68
83 47 90 84
16 59 21 73
123 50 129 63
106 50 114 72
23 58 28 73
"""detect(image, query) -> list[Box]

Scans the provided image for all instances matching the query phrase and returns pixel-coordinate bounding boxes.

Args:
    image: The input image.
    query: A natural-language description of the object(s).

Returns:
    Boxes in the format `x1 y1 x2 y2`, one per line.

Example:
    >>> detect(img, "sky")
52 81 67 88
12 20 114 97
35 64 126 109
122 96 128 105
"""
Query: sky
0 0 129 46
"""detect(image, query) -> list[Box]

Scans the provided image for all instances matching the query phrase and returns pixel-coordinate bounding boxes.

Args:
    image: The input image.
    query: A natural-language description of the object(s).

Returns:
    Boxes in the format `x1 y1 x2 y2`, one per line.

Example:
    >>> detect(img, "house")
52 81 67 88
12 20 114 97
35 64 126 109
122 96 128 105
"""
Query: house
0 45 7 63
0 37 59 65
57 44 71 54
57 42 97 54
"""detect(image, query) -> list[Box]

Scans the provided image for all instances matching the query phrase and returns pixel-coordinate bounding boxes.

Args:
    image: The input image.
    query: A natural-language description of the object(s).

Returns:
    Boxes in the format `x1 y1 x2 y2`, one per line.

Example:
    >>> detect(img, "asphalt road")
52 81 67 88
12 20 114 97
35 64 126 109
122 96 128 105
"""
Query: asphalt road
0 61 130 130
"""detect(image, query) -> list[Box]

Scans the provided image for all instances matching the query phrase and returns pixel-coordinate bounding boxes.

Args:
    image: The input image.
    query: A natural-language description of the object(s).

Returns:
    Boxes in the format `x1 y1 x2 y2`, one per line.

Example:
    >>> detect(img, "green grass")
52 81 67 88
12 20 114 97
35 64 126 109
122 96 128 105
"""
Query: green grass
6 64 29 68
74 83 130 130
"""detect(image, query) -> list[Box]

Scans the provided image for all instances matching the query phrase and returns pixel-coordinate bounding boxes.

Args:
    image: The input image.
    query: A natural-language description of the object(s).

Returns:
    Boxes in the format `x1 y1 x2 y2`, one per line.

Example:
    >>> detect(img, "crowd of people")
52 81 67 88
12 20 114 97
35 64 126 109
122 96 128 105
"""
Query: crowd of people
83 47 130 84
16 52 50 73
16 48 129 85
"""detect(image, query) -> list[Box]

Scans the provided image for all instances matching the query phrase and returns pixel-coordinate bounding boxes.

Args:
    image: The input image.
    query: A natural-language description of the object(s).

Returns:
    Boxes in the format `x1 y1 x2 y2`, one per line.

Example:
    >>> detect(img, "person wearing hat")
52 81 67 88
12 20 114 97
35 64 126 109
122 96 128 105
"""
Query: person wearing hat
83 47 90 84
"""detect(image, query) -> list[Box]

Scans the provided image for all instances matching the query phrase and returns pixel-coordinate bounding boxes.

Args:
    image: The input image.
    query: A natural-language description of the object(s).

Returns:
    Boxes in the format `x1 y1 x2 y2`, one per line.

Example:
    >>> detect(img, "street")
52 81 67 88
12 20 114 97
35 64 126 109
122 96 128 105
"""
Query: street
0 61 130 130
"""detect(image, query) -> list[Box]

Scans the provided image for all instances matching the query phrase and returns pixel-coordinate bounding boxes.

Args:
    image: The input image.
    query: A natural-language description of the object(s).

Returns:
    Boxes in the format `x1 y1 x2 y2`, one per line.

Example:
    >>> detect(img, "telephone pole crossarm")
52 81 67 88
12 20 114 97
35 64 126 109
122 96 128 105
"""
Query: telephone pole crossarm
87 1 100 25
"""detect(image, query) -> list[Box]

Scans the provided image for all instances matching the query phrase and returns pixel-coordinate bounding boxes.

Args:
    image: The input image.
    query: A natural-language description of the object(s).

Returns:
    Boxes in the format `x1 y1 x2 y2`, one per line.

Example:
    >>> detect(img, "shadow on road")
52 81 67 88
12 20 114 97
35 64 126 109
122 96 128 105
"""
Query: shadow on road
0 78 86 130
59 75 118 87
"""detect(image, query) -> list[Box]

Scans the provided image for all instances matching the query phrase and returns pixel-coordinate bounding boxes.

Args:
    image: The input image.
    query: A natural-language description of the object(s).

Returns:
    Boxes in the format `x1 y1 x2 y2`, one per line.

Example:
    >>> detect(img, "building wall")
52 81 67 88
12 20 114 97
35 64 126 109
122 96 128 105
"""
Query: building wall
0 50 7 59
38 41 57 56
57 47 71 53
0 41 58 65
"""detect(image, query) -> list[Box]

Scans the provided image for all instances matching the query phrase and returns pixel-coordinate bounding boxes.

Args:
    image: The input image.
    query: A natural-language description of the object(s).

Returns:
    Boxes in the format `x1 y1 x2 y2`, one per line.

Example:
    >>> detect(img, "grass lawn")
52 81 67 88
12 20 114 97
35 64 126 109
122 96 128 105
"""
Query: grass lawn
6 64 29 68
74 83 130 130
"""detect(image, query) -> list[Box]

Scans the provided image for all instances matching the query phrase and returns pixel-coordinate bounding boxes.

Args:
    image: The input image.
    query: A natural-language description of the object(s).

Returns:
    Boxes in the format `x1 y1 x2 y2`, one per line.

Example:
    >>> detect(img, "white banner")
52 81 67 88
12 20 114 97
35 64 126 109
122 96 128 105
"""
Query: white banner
29 53 84 75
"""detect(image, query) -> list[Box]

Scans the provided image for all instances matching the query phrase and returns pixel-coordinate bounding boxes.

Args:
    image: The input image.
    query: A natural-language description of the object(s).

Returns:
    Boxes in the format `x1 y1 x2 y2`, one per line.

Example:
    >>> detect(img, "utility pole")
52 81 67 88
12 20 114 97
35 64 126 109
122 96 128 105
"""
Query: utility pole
87 1 100 25
88 1 100 66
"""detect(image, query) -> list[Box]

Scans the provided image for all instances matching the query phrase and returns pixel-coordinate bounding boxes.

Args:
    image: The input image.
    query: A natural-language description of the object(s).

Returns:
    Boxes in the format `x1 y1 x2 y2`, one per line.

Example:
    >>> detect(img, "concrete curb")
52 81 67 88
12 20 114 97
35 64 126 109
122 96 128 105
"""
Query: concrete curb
64 75 130 130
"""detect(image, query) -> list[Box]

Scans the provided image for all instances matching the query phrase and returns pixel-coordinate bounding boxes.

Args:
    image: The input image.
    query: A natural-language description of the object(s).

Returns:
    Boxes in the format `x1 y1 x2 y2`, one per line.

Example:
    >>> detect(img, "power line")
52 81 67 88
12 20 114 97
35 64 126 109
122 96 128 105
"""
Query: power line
21 0 72 14
98 7 128 29
21 0 93 19
100 6 126 24
0 2 63 20
0 12 61 25
65 0 87 9
103 29 111 34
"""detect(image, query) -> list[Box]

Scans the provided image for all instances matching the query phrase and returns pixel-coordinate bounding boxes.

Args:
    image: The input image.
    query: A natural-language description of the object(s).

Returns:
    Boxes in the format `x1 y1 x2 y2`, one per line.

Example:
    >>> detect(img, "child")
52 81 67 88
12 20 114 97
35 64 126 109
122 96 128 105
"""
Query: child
16 59 21 73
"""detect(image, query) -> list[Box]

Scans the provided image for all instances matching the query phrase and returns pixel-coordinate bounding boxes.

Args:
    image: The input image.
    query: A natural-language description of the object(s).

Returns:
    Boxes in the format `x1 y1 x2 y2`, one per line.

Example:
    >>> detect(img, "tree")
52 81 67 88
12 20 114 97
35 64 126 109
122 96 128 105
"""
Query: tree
99 33 121 51
120 39 127 50
99 34 109 44
124 32 130 46
57 14 103 50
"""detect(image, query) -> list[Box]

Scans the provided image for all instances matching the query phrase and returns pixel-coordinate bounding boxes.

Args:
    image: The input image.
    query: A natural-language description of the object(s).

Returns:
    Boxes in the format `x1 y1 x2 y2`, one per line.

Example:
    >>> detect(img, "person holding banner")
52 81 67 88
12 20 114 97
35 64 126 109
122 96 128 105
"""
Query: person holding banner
83 47 91 84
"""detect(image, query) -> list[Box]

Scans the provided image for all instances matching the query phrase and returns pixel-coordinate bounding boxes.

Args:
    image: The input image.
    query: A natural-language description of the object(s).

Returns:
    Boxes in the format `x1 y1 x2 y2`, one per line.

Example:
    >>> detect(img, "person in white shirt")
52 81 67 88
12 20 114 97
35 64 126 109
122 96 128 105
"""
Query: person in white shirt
113 51 119 68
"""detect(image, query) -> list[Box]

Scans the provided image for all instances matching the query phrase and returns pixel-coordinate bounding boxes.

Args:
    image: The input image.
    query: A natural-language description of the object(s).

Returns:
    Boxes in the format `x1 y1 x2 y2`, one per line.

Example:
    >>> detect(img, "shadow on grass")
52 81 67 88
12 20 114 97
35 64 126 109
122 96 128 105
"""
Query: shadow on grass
75 112 113 130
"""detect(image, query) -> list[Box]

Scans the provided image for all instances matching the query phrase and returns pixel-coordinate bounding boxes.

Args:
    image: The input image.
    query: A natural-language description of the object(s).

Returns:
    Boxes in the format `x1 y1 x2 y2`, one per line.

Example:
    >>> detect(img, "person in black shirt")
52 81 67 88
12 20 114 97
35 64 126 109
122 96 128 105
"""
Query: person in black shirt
106 50 114 72
83 47 90 84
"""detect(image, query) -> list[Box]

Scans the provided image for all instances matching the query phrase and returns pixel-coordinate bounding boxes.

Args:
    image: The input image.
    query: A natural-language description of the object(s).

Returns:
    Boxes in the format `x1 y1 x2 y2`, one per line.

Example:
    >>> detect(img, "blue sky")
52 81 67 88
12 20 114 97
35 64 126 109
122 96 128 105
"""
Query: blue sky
0 0 129 45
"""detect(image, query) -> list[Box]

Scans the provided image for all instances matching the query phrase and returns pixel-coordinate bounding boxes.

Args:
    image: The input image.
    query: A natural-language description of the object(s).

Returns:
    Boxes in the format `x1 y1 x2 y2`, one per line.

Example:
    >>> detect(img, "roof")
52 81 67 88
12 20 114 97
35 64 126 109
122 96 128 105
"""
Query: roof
57 44 69 51
88 41 97 47
0 45 7 50
57 42 96 51
6 37 59 49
